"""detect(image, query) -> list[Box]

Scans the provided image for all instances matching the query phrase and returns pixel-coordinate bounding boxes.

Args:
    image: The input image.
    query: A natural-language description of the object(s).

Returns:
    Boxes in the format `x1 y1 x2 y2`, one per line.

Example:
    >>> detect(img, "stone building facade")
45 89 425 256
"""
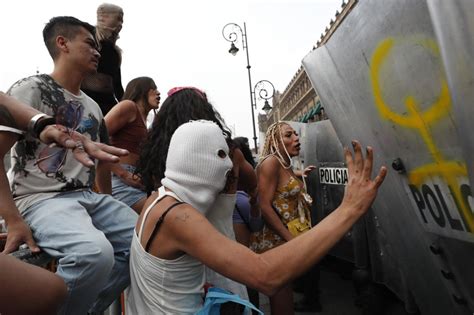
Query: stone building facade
259 0 357 133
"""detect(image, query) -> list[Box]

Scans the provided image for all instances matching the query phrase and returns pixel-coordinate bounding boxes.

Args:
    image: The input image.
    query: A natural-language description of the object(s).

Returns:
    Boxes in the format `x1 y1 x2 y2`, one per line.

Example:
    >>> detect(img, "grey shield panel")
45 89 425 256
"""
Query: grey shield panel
302 0 474 314
427 0 474 192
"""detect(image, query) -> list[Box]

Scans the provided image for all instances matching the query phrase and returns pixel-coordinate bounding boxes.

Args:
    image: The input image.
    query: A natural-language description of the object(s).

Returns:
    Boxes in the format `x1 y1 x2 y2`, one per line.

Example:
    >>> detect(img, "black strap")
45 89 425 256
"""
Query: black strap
145 201 184 252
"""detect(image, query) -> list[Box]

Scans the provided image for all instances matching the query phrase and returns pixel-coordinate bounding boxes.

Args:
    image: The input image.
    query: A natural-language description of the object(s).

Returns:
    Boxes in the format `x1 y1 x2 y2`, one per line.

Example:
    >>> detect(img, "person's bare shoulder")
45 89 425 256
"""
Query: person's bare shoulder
104 100 137 125
259 155 280 172
115 100 137 115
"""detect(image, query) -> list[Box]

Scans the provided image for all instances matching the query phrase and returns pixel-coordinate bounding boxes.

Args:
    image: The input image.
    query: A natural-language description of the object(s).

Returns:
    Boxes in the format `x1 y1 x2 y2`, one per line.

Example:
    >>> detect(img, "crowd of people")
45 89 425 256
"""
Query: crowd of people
0 5 387 315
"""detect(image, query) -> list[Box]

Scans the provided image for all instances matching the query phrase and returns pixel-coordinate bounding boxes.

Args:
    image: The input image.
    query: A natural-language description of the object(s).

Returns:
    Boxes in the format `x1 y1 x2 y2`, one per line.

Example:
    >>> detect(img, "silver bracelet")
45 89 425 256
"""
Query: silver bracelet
27 113 48 138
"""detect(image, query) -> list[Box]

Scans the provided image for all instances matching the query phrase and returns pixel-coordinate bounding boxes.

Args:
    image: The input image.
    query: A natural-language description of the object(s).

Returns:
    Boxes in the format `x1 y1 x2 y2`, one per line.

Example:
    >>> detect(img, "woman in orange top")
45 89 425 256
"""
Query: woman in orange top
104 77 160 213
251 121 317 315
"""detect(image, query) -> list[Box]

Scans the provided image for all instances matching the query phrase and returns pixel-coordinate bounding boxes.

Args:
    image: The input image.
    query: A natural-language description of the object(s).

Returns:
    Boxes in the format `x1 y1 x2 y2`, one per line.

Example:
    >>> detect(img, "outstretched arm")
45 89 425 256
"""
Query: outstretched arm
171 141 387 296
0 92 128 166
0 93 128 252
40 124 128 167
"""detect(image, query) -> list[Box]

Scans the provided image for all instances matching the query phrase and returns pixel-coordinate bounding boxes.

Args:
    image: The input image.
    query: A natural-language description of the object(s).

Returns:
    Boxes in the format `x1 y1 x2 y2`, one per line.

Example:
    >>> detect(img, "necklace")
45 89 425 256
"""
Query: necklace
273 154 292 169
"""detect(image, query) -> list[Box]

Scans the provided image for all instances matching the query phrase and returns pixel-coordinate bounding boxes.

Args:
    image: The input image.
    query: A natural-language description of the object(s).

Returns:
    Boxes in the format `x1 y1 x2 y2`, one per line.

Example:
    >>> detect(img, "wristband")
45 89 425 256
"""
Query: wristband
34 117 56 139
27 113 48 137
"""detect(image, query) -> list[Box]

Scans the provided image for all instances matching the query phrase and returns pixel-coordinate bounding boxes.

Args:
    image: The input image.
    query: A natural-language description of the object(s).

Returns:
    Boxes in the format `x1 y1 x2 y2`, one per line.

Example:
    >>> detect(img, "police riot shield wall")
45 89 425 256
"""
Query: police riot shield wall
302 0 474 314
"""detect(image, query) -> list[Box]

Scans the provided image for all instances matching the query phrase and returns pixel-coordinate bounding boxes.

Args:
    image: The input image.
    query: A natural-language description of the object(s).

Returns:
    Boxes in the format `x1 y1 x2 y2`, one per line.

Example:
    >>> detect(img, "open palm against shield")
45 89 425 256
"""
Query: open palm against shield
35 101 84 175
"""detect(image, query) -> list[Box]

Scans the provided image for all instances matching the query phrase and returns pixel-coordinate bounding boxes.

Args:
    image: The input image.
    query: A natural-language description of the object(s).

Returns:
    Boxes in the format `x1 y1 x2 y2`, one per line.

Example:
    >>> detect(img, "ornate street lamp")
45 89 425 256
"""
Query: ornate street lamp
254 80 275 115
222 22 274 154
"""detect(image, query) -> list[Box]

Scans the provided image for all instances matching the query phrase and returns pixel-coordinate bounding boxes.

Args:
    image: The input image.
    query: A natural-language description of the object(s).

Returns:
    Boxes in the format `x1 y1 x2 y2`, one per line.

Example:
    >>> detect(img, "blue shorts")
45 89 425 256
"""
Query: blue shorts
233 191 250 224
111 164 146 207
233 191 264 232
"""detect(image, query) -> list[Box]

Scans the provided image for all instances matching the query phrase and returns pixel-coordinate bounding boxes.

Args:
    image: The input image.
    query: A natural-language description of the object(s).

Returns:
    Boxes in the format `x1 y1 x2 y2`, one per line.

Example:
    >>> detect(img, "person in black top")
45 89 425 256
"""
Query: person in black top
82 3 124 115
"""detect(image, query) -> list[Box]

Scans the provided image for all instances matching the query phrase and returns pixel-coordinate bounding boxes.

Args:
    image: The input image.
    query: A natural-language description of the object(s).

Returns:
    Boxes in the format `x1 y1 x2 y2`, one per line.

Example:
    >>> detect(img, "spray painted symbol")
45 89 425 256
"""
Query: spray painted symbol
370 36 473 232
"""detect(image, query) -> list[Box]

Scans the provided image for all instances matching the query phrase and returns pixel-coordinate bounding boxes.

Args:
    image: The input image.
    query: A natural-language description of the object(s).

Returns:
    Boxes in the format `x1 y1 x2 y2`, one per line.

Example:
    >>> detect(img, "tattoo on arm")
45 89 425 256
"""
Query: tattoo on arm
0 105 19 129
175 212 190 222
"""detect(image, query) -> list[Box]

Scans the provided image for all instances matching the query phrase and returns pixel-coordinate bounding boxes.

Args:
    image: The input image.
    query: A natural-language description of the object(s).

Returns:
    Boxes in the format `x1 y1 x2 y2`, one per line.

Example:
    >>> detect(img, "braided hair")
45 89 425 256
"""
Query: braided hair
259 121 293 169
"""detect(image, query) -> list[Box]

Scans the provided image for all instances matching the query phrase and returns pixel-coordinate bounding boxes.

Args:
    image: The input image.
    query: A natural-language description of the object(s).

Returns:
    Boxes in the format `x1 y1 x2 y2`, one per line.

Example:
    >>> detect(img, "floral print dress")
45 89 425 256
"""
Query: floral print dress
250 175 312 253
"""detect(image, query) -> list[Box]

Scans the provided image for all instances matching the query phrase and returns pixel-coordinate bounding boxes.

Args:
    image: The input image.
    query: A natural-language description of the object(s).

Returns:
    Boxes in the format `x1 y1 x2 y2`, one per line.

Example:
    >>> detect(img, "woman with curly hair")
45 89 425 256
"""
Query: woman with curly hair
135 87 257 301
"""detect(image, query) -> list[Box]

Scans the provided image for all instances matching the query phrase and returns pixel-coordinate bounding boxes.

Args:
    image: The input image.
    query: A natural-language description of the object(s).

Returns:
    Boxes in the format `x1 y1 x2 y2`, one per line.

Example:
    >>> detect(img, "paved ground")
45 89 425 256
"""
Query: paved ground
257 258 411 315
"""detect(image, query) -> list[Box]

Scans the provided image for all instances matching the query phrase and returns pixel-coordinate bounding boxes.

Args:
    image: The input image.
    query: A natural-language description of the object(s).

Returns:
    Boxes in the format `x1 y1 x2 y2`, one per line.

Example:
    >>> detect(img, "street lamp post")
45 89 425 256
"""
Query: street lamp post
253 79 275 116
222 22 274 154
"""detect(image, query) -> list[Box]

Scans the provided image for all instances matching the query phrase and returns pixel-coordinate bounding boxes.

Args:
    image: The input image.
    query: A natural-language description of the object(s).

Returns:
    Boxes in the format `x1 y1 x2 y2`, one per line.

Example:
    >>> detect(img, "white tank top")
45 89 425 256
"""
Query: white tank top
125 187 205 314
205 193 250 302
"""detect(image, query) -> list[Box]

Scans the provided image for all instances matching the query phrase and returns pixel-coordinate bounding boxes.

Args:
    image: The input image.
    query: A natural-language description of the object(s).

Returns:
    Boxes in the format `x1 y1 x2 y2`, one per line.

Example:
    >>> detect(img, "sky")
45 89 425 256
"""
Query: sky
0 0 341 144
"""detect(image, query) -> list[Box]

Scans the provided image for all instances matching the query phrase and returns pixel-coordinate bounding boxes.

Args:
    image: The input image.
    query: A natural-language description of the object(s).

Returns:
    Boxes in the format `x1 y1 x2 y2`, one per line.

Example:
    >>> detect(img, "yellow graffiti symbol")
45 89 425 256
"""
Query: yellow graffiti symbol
370 37 473 232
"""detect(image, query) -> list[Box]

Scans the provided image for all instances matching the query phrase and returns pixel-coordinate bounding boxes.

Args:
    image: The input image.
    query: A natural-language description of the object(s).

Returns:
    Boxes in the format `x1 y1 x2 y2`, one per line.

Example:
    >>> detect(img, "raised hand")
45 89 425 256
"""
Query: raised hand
302 165 316 177
340 140 387 216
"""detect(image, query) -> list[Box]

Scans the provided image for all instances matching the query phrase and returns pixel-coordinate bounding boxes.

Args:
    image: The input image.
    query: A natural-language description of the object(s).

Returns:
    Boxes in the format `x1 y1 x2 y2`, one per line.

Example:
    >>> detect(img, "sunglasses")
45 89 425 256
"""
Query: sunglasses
35 101 84 175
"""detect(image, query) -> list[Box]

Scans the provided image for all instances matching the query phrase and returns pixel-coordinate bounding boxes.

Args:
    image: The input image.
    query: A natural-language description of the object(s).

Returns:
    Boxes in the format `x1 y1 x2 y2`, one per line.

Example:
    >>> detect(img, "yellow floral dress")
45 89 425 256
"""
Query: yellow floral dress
250 175 312 253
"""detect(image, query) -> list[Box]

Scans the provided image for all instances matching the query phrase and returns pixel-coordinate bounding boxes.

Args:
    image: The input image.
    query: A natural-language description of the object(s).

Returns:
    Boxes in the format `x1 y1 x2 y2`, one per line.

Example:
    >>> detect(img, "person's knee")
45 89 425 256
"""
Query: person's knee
72 237 115 279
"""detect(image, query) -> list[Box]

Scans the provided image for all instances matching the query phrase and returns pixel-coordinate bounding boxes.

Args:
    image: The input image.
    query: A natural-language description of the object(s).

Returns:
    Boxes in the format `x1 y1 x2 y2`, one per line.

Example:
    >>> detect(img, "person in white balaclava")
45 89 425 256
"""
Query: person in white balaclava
126 118 387 314
82 3 124 115
135 87 259 304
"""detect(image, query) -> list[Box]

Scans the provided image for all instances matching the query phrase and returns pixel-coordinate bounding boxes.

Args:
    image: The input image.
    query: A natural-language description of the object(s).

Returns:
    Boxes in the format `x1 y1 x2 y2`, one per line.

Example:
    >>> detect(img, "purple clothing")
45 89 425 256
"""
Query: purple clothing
232 191 263 232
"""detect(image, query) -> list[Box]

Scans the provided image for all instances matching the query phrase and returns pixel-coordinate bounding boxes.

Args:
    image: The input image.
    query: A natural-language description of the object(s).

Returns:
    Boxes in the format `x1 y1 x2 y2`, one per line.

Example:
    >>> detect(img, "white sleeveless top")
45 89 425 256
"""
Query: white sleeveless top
205 193 249 301
125 187 205 315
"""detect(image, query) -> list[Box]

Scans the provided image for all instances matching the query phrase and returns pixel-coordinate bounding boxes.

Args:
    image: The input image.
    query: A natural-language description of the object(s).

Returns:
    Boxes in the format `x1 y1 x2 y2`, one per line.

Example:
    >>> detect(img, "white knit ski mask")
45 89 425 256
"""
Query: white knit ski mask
161 120 233 214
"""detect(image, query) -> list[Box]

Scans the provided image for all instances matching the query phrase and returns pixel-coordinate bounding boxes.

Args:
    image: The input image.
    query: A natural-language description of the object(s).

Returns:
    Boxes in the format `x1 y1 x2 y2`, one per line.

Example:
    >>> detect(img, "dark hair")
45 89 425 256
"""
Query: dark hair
43 16 95 60
135 88 231 195
233 137 255 168
122 77 157 108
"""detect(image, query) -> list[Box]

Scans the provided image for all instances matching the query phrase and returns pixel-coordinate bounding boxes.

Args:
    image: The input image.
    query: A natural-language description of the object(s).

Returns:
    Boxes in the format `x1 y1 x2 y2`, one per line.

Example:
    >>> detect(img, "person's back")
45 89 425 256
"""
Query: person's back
126 187 205 314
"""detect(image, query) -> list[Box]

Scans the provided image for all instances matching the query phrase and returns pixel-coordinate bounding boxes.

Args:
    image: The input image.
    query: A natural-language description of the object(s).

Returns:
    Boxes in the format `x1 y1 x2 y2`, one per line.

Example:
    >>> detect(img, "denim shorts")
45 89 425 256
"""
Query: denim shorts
111 164 146 207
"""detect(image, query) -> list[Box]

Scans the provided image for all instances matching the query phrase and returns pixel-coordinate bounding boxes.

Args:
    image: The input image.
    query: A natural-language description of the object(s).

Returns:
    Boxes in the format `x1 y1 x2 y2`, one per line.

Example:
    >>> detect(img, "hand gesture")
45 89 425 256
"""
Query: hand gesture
39 124 129 167
302 165 316 177
340 140 387 216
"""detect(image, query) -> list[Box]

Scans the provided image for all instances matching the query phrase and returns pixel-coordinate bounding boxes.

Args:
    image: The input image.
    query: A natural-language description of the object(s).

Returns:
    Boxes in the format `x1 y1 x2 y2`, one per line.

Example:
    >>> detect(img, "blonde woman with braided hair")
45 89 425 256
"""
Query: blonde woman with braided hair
251 121 319 314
